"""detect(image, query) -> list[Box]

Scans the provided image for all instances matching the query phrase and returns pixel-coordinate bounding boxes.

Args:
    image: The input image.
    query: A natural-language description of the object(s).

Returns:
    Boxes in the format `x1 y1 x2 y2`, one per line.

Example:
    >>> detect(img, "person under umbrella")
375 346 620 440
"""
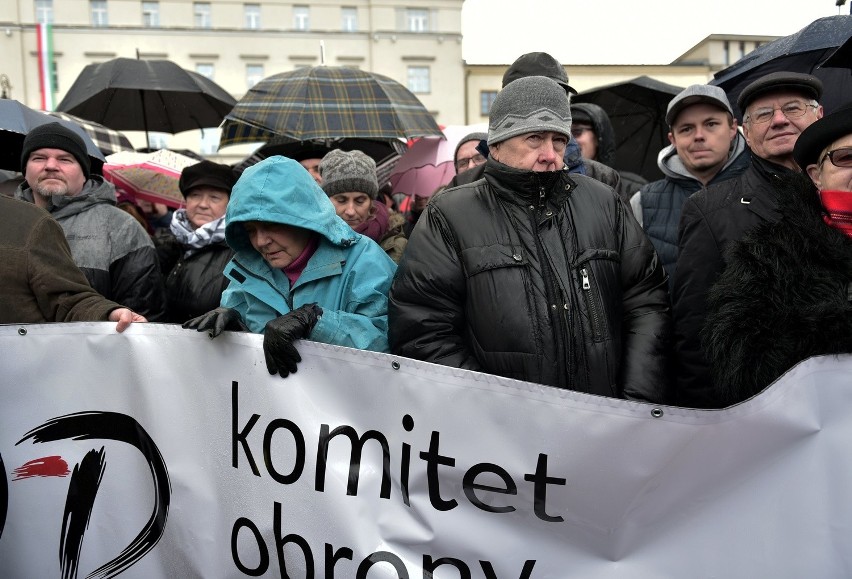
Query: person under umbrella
702 101 852 406
453 132 488 176
183 156 397 378
15 123 166 321
157 161 237 323
319 149 407 263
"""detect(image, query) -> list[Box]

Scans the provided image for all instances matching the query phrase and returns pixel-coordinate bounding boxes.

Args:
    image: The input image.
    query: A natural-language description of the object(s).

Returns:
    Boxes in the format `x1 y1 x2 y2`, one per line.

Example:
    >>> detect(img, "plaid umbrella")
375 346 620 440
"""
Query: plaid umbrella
220 66 442 148
103 149 200 209
0 99 105 172
48 111 134 156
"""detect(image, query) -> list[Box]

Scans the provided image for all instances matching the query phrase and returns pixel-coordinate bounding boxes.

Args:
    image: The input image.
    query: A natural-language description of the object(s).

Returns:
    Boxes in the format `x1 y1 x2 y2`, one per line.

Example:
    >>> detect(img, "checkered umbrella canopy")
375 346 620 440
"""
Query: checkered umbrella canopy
220 66 442 148
48 111 134 156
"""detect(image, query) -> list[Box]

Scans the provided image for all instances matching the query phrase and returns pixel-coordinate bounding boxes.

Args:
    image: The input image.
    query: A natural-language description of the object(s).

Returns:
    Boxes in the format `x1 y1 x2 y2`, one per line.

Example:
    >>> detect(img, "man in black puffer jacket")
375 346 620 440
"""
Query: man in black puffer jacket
389 77 671 402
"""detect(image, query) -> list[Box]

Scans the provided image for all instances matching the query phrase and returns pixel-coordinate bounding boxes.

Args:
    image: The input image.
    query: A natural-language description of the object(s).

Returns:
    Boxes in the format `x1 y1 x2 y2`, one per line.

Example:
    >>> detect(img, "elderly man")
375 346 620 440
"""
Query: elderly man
630 84 750 286
672 72 824 408
389 76 670 402
15 123 166 321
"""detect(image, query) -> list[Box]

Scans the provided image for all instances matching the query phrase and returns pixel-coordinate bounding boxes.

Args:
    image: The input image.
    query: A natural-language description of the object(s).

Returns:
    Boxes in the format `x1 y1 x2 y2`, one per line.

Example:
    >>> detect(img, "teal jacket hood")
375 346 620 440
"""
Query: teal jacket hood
225 155 357 253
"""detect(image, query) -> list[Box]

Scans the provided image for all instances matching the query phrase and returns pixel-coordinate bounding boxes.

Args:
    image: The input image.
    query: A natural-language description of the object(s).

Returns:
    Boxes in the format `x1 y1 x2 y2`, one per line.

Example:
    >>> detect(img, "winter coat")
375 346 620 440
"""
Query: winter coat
221 156 396 353
631 132 749 287
0 196 121 323
163 240 234 323
389 157 671 402
15 177 167 321
703 173 852 407
672 156 790 408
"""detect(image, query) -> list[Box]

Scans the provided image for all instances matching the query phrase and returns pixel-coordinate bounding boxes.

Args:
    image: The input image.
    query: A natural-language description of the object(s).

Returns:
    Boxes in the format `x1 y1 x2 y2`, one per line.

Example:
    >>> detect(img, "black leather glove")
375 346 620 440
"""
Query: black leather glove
263 303 323 378
182 307 248 338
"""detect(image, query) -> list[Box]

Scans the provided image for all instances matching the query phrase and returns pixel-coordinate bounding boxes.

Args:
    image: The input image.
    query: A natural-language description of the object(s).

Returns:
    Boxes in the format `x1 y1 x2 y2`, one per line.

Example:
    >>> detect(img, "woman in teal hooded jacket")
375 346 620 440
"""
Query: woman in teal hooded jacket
184 155 396 377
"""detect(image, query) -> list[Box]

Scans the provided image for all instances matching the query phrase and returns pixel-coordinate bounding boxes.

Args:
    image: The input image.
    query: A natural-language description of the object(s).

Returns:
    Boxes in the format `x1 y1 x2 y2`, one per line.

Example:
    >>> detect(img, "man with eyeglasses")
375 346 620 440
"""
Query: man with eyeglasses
453 131 488 175
629 84 750 289
671 72 824 409
699 101 852 407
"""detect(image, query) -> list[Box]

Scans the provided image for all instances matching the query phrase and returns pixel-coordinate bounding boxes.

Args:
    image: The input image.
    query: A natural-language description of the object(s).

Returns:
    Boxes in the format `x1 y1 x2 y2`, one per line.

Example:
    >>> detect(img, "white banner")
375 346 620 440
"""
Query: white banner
1 323 851 578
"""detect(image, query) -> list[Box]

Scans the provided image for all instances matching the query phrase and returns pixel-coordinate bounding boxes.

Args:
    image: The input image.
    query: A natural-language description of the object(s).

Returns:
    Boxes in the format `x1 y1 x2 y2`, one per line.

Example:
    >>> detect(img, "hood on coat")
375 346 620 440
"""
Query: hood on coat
225 155 358 254
656 130 748 183
570 102 617 167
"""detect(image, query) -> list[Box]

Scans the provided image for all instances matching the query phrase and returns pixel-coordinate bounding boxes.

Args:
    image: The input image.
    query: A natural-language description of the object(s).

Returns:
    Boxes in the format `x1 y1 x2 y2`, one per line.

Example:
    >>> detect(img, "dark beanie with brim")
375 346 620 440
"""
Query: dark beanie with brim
21 122 91 179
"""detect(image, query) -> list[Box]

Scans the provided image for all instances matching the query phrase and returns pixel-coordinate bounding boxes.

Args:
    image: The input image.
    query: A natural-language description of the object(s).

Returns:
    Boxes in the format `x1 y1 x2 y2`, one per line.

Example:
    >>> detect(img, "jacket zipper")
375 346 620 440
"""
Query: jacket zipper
581 267 603 341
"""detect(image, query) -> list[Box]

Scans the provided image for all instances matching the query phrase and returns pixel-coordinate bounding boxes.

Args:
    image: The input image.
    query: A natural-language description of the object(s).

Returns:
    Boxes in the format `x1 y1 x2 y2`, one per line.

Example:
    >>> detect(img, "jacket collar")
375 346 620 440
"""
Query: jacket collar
483 158 575 206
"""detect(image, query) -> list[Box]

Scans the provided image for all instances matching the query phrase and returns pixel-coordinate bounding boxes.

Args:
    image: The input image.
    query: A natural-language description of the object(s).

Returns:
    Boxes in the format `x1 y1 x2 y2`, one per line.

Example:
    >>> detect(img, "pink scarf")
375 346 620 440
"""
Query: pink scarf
283 234 319 287
352 200 390 243
820 190 852 240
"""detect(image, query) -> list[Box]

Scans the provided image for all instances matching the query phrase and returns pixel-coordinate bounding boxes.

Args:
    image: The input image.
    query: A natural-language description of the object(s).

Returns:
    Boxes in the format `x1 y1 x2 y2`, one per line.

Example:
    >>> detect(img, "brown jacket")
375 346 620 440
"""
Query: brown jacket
0 196 121 324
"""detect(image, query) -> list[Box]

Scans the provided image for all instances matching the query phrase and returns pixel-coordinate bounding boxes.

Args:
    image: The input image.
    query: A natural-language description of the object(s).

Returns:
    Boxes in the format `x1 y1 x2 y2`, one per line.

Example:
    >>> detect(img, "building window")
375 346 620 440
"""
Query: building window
90 0 108 26
142 1 159 27
293 5 310 31
341 7 358 32
194 2 211 28
244 3 261 29
35 0 53 24
407 66 430 94
195 63 214 79
246 64 264 89
149 133 169 150
199 128 220 156
406 8 429 32
480 90 498 116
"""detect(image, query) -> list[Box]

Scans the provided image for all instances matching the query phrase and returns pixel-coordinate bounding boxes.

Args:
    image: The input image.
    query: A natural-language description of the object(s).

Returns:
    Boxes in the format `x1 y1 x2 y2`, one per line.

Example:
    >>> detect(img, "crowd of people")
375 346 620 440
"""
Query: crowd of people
3 50 851 410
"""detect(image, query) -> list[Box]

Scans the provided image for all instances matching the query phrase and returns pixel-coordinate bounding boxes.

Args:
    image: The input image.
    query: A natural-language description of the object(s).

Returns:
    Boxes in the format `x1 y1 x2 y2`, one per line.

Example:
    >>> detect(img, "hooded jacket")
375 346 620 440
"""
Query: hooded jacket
221 156 396 353
672 155 789 408
631 131 749 285
15 177 167 321
0 195 121 323
703 172 852 406
389 157 671 402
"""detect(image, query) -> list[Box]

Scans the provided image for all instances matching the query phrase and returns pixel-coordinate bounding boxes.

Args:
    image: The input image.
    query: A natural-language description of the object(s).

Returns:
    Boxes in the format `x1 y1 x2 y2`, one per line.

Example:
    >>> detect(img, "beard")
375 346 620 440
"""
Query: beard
33 177 69 199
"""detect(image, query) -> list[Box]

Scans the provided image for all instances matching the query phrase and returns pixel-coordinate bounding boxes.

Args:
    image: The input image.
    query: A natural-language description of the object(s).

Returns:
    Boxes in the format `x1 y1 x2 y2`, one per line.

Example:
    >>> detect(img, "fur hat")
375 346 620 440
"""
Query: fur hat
793 100 852 168
487 76 572 147
319 149 378 199
179 160 238 197
502 52 577 95
21 122 91 179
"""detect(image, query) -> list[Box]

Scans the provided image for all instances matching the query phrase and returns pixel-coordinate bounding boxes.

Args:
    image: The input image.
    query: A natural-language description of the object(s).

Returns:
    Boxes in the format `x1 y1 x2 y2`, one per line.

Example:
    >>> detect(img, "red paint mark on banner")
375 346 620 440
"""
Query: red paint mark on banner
13 455 70 480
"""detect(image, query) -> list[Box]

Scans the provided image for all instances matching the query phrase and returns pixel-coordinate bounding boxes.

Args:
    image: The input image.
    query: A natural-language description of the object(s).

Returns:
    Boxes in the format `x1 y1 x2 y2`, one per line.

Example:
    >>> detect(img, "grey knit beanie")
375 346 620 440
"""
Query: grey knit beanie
453 131 488 164
487 76 572 147
319 149 379 199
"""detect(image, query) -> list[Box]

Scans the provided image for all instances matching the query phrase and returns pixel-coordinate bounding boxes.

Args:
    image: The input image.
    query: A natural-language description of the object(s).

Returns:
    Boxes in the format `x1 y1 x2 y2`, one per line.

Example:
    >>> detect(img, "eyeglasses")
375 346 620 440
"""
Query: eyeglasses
455 153 485 171
744 101 818 125
819 146 852 168
570 126 593 138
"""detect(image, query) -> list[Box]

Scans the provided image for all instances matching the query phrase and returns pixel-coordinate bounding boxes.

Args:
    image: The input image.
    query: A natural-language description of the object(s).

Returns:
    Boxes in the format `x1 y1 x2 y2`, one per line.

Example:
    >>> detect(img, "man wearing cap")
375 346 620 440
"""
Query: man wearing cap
389 76 670 402
671 72 823 408
701 101 852 406
15 122 167 321
445 52 622 193
629 84 749 287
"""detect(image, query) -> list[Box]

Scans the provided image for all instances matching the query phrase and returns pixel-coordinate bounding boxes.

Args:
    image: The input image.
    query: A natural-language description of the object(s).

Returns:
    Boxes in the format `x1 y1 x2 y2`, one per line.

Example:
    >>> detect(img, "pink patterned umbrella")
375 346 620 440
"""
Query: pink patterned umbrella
389 124 487 199
103 149 199 209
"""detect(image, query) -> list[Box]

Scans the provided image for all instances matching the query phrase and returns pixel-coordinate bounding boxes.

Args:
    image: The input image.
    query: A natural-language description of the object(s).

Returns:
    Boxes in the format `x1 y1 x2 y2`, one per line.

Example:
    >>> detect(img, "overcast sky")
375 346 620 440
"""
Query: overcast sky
461 0 845 65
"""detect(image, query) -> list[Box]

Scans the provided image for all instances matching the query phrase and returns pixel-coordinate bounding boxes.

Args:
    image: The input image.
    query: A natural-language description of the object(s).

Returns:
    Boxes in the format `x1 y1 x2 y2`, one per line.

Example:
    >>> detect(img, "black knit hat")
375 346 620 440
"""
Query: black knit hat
319 149 379 199
793 101 852 169
179 160 238 197
21 122 91 179
502 52 577 95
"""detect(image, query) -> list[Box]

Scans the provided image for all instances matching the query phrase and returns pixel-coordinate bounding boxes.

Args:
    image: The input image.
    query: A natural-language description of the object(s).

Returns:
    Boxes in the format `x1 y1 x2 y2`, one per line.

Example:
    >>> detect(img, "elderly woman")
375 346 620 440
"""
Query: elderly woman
319 149 407 263
702 101 852 406
159 160 237 323
183 155 396 377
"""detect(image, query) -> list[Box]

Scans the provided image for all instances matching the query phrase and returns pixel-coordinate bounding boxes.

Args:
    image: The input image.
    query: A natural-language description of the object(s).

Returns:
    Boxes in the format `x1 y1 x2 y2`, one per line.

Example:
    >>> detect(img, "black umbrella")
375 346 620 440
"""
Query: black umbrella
0 99 105 172
56 57 236 148
821 34 852 72
573 76 684 181
710 15 852 119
